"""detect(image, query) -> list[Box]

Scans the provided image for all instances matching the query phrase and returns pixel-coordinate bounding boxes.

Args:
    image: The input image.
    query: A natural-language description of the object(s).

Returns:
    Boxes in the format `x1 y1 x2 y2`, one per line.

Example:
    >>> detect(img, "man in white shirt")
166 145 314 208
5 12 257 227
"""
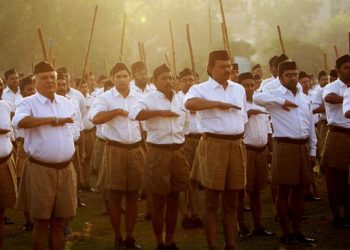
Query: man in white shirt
13 61 77 250
177 68 203 230
130 63 190 250
0 100 17 250
230 63 239 82
322 54 350 229
261 54 289 92
90 63 143 250
258 55 278 92
2 69 22 114
236 72 274 238
251 64 263 80
130 61 155 221
184 50 247 250
254 61 316 245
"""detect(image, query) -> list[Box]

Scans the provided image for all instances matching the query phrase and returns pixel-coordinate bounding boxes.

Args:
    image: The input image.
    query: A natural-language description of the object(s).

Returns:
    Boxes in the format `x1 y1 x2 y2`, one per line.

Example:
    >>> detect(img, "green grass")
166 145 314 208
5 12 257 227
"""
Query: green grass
4 174 350 249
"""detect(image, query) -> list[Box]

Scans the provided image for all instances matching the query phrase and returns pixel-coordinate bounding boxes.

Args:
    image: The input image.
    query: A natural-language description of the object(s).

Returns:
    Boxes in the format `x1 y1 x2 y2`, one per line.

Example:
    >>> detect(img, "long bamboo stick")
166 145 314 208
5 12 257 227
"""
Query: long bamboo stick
81 5 98 93
208 4 212 50
141 43 147 67
348 32 350 54
138 42 144 62
277 25 286 54
37 26 49 61
334 45 339 58
186 24 196 75
218 0 232 61
164 53 171 70
104 58 109 76
119 14 126 62
323 53 328 73
169 20 177 78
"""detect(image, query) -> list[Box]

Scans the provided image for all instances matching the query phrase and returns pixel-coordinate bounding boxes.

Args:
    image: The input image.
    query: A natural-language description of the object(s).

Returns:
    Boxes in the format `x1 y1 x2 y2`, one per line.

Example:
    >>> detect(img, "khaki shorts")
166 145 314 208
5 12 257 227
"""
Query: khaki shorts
245 148 269 192
16 160 77 219
145 145 190 195
104 144 144 191
91 137 105 173
271 140 313 185
84 129 95 161
15 140 27 178
321 130 350 170
0 156 17 209
183 136 200 169
191 135 246 191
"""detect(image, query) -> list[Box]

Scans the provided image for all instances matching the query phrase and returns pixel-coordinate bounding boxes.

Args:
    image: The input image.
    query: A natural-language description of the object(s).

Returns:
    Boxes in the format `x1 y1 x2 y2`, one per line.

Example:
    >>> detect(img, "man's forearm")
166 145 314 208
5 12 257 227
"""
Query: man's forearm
185 98 220 111
92 110 119 125
135 110 162 121
18 116 54 129
324 93 343 104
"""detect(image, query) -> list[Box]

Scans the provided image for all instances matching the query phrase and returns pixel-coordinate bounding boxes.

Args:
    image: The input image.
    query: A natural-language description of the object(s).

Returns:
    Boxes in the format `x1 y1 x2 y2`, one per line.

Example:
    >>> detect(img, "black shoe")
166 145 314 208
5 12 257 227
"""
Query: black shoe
165 243 180 250
78 197 87 207
244 206 251 212
84 186 96 192
4 217 14 225
155 243 165 250
22 221 34 231
181 217 195 229
294 233 316 243
280 234 299 245
252 227 274 236
114 237 124 250
304 194 322 202
191 217 204 228
238 228 252 238
124 238 142 249
332 217 350 229
144 213 152 221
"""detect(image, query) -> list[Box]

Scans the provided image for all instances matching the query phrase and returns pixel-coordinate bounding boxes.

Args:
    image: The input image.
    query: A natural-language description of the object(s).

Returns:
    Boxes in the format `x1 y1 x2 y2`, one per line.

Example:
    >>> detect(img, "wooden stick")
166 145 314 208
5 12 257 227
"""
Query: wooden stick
169 20 177 77
164 53 171 69
138 42 144 62
221 22 228 52
48 39 53 63
141 43 147 67
186 24 196 75
52 57 56 68
334 45 339 58
277 25 286 54
323 53 328 73
37 26 49 61
81 5 98 93
104 58 109 76
31 54 35 73
208 4 212 50
119 14 127 62
348 32 350 54
218 0 232 61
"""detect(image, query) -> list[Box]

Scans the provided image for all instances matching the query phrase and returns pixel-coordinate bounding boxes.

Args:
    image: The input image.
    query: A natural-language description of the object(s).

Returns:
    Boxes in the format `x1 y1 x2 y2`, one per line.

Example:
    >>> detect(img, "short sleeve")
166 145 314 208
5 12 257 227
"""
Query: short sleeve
12 98 32 128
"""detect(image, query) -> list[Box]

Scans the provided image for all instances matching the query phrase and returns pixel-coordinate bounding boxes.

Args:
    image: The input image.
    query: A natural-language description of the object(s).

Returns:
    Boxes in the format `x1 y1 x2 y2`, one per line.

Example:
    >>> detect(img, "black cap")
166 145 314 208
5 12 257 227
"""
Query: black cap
252 64 262 71
238 72 254 84
335 55 350 69
318 70 327 80
131 61 147 74
329 69 338 78
298 71 310 80
4 69 17 79
273 54 289 69
57 67 68 74
278 61 297 76
179 68 195 79
110 63 130 77
19 75 33 91
33 61 55 75
153 63 171 80
208 50 230 65
269 55 278 68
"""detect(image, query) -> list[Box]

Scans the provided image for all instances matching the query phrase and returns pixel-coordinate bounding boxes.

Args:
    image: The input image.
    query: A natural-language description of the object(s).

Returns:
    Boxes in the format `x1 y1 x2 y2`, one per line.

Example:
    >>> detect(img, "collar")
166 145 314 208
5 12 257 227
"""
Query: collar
279 84 300 96
208 77 231 89
111 87 135 98
35 92 61 104
337 79 348 88
4 86 19 94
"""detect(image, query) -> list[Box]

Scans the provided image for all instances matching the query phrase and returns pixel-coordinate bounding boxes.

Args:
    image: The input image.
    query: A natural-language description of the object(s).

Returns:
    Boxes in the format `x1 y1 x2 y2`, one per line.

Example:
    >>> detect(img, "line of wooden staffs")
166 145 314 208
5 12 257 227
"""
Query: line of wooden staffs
33 2 350 86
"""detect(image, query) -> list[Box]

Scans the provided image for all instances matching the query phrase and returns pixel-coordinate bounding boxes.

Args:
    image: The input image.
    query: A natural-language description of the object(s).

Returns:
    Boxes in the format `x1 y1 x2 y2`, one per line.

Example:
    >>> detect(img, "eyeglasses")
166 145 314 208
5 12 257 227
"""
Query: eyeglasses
283 73 299 78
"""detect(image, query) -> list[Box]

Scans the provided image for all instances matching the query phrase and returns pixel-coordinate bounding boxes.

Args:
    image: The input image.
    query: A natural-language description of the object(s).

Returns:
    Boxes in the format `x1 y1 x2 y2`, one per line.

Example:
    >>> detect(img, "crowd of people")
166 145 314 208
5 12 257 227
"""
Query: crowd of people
0 49 350 250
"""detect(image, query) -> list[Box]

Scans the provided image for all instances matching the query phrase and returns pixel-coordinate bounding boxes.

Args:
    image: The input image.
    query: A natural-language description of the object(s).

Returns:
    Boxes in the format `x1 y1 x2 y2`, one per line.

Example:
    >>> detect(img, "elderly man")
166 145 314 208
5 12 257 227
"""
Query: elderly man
13 61 77 250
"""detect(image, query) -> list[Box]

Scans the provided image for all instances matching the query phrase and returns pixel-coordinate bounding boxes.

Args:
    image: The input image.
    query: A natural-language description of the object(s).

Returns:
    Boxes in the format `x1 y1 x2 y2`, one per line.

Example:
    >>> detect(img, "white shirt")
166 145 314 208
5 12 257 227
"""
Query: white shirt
343 87 350 116
258 76 275 92
178 91 200 134
129 90 188 144
83 94 95 130
183 77 248 135
243 102 272 147
92 87 104 98
311 87 327 121
130 83 156 95
67 87 86 118
12 93 75 163
90 87 142 143
2 87 22 113
0 101 13 157
322 79 350 128
69 98 84 142
262 77 303 93
253 85 317 156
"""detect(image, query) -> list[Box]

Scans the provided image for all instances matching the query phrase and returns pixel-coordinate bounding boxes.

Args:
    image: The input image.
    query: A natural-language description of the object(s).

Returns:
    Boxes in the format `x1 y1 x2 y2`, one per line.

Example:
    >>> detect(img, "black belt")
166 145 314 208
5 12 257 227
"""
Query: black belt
244 144 267 152
329 125 350 135
274 137 309 144
147 143 184 150
0 152 12 165
185 134 202 139
203 132 244 141
29 157 72 170
106 140 142 149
